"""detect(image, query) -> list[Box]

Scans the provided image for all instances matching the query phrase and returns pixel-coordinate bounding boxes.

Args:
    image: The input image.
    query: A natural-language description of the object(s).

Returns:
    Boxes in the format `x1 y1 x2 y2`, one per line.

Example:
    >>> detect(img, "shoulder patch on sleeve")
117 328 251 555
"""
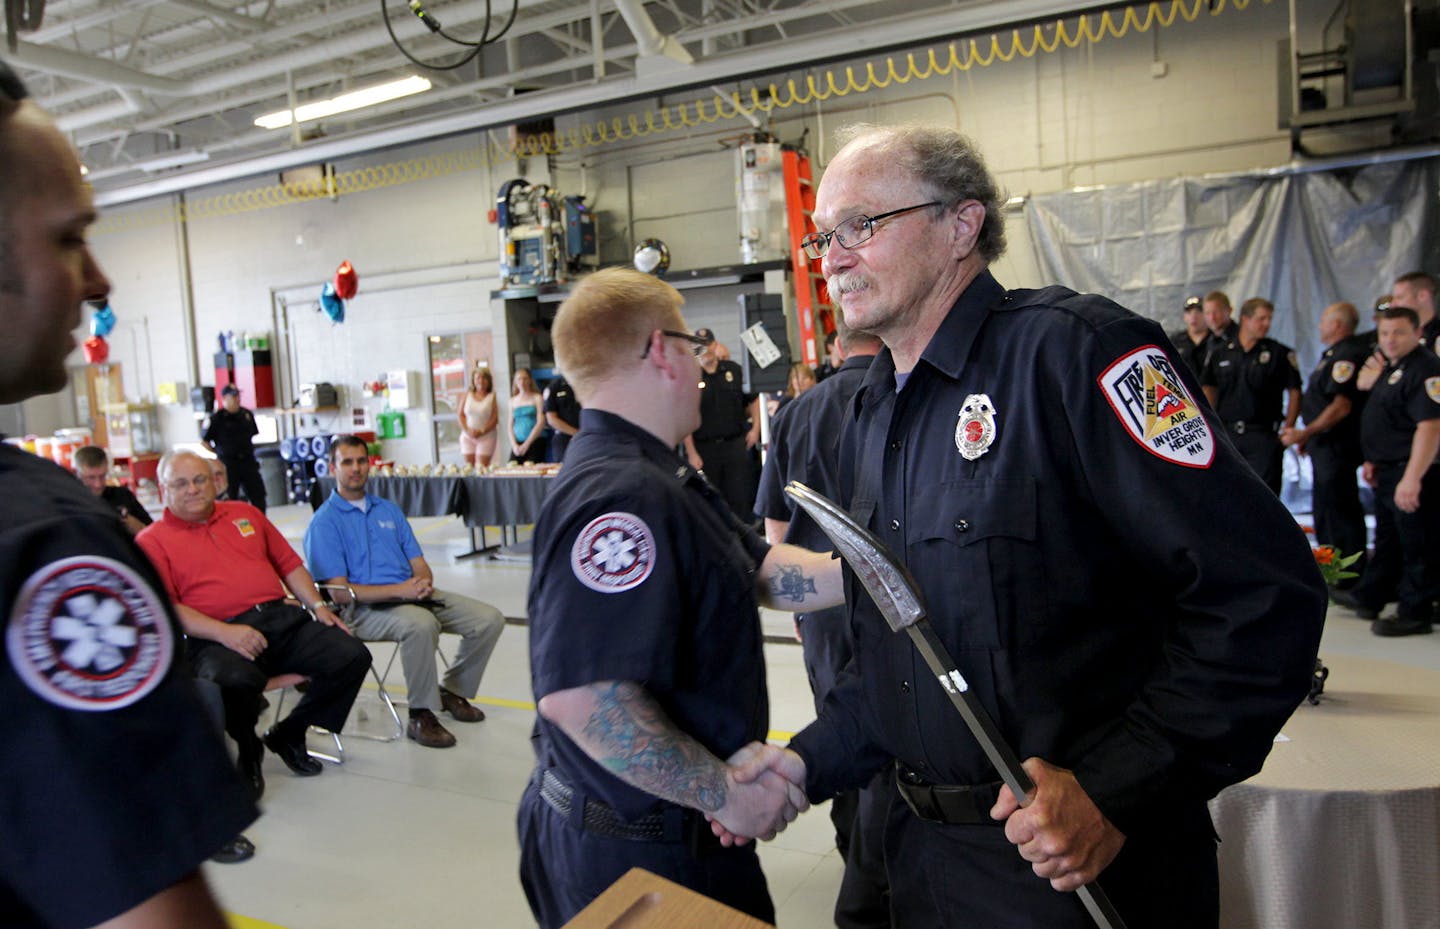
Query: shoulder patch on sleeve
570 512 657 593
1098 345 1215 468
1426 376 1440 404
7 556 174 711
1332 360 1355 384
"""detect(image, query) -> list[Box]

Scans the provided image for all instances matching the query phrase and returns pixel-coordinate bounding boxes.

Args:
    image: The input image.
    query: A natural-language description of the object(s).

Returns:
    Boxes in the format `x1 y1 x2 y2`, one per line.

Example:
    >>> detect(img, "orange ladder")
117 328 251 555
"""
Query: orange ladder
781 149 832 368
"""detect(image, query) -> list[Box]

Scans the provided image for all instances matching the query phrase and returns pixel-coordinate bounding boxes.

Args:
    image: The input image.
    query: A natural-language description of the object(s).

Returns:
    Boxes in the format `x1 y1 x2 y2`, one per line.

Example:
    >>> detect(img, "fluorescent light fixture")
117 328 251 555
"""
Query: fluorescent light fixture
255 76 432 130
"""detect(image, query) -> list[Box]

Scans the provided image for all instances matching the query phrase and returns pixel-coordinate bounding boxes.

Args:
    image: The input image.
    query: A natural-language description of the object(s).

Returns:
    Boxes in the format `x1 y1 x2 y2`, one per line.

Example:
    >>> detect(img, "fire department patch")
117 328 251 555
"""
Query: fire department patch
1099 345 1214 468
1332 360 1356 384
571 512 656 593
1426 376 1440 404
955 394 997 461
7 556 173 711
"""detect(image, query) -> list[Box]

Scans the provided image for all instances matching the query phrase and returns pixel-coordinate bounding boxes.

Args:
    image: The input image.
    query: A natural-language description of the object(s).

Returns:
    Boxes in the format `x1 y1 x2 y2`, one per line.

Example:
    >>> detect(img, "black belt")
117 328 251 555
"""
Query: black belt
695 434 743 444
1227 421 1277 435
224 598 291 625
538 769 719 852
895 765 1003 826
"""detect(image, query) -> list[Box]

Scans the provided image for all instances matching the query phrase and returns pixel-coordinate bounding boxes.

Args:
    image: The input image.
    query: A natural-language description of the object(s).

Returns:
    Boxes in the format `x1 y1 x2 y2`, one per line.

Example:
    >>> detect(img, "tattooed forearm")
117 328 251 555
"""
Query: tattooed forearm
581 682 729 812
768 563 818 605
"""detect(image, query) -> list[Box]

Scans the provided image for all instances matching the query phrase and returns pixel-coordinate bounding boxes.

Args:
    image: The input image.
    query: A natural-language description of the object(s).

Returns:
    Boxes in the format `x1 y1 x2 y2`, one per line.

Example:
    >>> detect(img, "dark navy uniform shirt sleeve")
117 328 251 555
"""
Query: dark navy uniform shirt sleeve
1057 314 1325 830
530 486 687 698
1 450 256 929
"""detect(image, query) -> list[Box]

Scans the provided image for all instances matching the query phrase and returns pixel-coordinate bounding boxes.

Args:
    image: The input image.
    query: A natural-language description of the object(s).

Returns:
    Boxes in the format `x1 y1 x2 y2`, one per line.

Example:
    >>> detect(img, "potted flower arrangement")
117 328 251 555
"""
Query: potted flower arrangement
1313 545 1362 587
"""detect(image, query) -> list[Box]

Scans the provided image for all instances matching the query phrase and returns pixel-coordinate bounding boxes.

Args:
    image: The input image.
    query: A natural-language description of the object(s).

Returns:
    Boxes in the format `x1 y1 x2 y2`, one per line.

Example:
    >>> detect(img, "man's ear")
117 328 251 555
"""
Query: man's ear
948 200 985 260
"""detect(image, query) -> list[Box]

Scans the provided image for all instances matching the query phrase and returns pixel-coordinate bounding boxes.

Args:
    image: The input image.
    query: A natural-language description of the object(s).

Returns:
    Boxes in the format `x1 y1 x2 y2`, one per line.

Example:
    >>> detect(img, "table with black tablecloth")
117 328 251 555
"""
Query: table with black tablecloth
313 474 553 555
1208 654 1440 929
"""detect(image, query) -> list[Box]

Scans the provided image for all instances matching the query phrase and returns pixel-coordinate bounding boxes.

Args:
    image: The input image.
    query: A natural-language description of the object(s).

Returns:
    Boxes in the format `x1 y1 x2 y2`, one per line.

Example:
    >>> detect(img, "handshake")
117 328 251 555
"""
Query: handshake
706 742 810 845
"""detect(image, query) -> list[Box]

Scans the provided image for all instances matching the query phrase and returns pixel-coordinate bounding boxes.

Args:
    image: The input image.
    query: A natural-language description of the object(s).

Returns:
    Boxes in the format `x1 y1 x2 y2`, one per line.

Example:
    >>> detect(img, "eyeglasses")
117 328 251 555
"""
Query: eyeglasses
801 201 941 260
165 474 213 492
641 330 710 359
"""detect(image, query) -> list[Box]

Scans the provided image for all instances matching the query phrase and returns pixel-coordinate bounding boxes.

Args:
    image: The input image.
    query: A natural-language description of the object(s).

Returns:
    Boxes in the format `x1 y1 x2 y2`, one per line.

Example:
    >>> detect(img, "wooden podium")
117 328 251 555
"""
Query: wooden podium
562 869 774 929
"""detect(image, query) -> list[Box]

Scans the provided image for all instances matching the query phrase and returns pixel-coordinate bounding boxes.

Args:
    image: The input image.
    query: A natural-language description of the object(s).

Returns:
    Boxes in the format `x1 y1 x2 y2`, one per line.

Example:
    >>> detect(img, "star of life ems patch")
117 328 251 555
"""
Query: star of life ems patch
7 556 174 711
1099 345 1215 468
571 512 657 593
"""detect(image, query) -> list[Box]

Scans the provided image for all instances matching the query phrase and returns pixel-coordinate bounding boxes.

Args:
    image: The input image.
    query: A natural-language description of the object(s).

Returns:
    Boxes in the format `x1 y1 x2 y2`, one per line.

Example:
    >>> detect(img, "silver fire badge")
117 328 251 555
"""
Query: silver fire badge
956 394 997 461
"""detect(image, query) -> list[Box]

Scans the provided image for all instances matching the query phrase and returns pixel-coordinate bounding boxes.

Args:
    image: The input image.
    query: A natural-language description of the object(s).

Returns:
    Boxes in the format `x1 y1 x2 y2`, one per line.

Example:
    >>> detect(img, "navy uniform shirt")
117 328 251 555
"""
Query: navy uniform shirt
543 375 582 460
203 405 259 461
99 484 154 527
527 409 771 819
755 353 875 551
1423 317 1440 356
543 376 582 430
1348 329 1379 358
1167 329 1209 379
1203 320 1239 363
695 360 754 441
1360 347 1440 464
0 446 257 929
1201 336 1302 425
1300 338 1368 456
787 272 1326 836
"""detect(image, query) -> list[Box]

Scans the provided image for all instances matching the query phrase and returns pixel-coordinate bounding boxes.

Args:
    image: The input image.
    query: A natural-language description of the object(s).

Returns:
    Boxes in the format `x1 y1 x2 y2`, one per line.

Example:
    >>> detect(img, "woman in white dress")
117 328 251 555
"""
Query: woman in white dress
458 366 499 467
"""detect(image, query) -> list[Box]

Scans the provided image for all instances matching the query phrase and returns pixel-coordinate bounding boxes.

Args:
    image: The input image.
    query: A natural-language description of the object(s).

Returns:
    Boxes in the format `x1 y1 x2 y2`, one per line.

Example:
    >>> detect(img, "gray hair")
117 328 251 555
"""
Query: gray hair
835 124 1007 262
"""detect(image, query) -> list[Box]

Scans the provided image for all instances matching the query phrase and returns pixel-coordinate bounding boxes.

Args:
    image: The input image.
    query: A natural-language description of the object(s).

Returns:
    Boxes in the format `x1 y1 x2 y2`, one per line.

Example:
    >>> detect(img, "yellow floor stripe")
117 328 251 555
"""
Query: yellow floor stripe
226 914 291 929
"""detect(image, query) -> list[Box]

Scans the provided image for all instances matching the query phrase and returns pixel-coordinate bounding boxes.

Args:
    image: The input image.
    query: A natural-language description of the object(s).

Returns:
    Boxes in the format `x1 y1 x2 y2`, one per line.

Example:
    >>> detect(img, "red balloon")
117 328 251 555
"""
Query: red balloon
83 335 109 364
334 260 358 300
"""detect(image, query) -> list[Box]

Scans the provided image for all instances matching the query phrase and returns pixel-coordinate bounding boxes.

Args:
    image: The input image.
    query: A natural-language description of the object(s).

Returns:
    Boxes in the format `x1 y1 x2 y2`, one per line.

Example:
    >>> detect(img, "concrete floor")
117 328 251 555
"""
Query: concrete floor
203 503 1439 929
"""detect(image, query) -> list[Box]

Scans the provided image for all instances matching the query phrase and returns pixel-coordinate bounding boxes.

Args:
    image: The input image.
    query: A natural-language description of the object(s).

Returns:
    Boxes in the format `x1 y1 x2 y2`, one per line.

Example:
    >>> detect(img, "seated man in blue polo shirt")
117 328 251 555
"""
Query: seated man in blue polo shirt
304 435 505 748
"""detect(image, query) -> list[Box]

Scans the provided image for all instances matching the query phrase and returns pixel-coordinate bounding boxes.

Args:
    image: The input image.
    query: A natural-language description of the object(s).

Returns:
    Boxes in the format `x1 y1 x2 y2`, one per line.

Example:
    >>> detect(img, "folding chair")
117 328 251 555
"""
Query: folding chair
267 587 405 762
314 583 405 742
266 673 346 764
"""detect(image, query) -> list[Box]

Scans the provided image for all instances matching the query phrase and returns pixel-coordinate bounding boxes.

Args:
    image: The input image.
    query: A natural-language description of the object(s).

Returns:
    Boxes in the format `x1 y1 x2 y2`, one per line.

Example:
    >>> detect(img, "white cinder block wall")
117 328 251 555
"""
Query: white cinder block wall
50 0 1378 452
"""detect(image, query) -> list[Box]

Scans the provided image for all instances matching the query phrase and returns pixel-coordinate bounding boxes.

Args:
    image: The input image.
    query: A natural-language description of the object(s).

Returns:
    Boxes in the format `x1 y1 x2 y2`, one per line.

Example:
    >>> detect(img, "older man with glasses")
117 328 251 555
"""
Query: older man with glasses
723 124 1325 929
137 450 370 793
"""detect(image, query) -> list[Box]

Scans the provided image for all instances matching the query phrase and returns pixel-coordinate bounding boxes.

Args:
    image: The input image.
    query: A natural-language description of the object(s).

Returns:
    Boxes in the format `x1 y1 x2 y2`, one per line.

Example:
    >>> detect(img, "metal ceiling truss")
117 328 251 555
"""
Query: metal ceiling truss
5 0 1214 204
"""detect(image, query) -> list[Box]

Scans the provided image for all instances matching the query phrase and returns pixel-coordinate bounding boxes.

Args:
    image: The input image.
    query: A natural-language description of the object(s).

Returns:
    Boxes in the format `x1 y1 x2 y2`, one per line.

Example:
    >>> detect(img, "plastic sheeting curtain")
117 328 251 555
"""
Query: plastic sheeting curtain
1023 158 1440 365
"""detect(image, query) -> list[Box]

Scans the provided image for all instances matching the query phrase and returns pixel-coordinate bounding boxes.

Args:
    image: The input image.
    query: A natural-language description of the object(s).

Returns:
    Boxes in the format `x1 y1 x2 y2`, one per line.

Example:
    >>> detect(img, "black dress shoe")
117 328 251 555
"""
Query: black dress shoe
211 834 256 864
1372 616 1434 637
1330 589 1378 620
262 726 323 776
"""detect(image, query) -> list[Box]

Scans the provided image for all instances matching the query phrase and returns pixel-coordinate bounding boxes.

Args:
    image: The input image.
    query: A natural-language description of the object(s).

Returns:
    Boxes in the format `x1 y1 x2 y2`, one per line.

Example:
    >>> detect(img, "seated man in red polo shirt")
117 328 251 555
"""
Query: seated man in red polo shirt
137 450 370 791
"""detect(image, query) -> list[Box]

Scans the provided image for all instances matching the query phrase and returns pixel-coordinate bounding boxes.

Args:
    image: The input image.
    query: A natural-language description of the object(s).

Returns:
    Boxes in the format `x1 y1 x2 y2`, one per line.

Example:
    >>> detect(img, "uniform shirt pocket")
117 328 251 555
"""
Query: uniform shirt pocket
905 477 1040 650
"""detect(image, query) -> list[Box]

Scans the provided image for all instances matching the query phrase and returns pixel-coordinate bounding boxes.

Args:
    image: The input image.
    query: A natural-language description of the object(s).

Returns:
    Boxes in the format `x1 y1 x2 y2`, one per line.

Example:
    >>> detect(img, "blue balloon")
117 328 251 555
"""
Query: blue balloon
90 303 117 337
319 281 346 323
